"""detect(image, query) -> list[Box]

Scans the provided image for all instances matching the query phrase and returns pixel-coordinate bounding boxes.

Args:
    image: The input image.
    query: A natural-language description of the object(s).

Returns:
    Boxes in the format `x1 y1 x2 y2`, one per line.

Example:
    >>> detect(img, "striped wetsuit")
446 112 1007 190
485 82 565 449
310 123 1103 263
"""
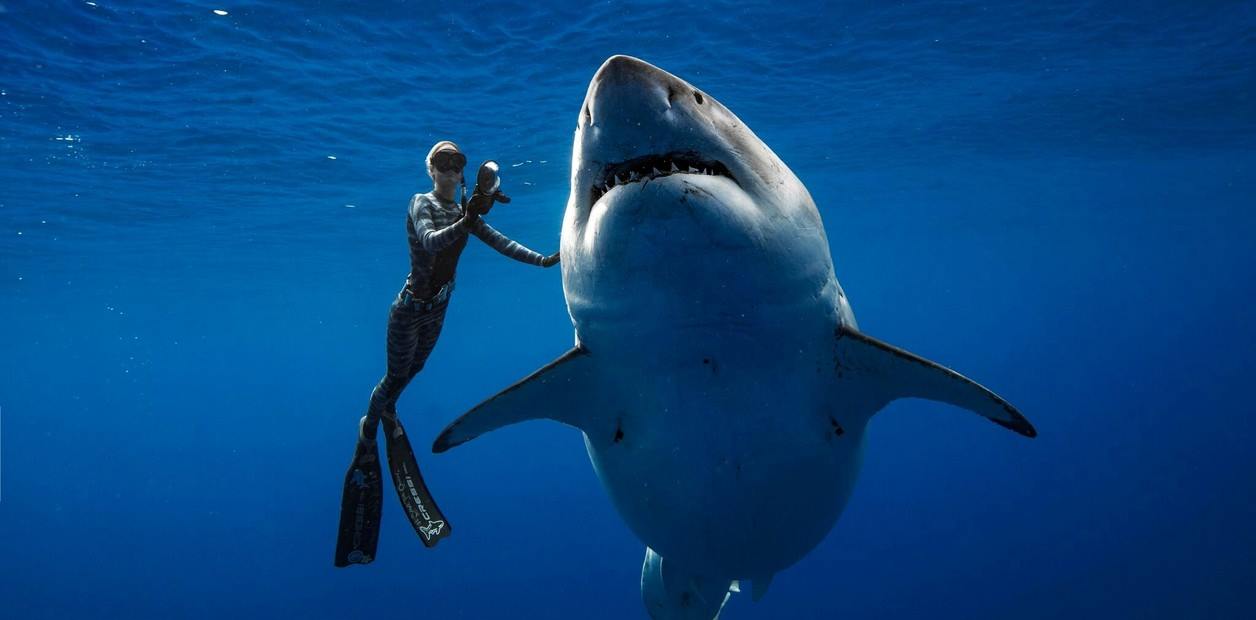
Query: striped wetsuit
364 191 546 435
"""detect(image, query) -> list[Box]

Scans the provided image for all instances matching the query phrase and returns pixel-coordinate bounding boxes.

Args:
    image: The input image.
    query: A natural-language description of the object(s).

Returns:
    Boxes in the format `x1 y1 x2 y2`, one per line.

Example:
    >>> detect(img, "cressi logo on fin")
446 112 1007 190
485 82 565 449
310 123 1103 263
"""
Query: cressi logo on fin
419 520 446 541
345 550 373 564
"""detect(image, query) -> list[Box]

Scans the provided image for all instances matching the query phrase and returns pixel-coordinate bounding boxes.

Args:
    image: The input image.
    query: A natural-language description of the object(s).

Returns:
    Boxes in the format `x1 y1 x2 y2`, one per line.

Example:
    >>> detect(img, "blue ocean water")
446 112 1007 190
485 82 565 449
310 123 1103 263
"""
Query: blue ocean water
2 0 1255 617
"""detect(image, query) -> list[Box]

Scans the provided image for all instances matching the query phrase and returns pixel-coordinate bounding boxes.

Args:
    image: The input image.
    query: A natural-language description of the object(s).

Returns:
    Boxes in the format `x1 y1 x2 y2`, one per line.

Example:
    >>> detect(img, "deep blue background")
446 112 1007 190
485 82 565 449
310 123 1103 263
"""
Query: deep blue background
2 1 1254 617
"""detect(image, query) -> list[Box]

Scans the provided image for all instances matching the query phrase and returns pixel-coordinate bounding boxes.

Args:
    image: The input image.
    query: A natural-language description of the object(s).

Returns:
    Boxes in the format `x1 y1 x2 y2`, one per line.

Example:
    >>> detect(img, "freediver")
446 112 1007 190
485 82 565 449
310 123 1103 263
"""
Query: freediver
334 140 559 566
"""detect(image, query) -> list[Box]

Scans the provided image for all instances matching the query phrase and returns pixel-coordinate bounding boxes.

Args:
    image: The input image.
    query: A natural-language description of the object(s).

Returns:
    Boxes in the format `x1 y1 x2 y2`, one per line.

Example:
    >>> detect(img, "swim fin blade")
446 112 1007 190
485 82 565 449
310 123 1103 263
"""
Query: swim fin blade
382 416 452 547
334 433 384 567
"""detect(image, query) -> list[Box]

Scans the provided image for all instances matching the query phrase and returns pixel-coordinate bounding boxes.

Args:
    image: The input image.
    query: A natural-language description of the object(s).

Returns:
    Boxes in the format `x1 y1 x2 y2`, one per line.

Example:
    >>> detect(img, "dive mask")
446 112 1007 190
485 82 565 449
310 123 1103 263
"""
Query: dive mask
432 150 466 173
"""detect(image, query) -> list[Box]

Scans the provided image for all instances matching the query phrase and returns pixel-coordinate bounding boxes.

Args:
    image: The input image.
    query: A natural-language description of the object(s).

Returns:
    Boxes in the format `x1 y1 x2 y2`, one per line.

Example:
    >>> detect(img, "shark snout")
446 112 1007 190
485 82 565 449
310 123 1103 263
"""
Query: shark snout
583 55 694 129
578 55 734 200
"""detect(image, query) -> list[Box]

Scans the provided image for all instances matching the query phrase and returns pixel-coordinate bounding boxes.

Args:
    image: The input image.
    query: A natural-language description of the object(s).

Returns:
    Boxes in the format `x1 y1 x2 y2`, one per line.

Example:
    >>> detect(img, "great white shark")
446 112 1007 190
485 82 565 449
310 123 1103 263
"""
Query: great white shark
434 55 1036 619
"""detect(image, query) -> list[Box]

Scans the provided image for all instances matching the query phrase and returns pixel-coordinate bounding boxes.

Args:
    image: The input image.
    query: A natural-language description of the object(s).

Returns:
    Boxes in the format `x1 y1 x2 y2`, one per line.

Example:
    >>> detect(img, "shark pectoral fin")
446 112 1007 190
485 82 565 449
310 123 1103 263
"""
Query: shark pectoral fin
835 326 1037 438
433 346 597 453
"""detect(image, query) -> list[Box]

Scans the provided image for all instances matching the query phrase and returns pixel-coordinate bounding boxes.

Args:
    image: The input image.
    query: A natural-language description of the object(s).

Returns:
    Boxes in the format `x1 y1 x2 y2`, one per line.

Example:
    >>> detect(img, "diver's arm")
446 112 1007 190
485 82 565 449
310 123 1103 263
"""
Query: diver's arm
410 194 472 252
470 219 552 266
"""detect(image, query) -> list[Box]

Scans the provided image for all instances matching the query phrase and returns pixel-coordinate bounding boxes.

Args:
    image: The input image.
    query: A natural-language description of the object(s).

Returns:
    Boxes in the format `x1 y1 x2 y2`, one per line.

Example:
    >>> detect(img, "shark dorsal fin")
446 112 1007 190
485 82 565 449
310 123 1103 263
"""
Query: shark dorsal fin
835 326 1036 437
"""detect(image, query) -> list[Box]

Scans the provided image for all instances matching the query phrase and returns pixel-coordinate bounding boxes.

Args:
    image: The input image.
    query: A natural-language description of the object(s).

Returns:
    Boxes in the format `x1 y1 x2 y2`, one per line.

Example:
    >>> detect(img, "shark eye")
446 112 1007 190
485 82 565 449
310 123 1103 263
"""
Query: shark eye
693 91 704 105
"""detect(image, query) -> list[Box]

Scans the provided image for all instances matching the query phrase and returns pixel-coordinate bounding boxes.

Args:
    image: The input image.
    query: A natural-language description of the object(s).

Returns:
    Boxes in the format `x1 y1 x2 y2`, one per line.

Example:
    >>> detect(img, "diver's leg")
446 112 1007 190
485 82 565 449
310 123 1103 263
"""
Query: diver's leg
371 300 450 426
378 301 455 547
402 302 450 382
362 297 424 438
334 295 422 566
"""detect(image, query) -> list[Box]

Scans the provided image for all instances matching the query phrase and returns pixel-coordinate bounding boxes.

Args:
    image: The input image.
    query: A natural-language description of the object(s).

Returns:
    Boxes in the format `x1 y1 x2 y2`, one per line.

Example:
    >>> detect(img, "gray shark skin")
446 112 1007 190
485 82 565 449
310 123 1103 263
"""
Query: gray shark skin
435 55 1035 619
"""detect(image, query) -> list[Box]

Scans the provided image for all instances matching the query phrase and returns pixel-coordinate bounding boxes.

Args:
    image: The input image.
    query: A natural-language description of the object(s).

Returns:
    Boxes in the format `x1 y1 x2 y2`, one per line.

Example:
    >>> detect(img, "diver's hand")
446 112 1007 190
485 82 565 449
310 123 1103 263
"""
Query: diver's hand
466 191 495 218
467 188 512 219
540 252 560 268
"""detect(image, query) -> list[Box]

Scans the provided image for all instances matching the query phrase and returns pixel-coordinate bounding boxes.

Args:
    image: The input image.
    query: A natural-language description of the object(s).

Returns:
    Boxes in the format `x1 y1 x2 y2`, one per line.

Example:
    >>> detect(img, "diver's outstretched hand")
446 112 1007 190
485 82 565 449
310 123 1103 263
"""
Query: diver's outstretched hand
541 252 560 268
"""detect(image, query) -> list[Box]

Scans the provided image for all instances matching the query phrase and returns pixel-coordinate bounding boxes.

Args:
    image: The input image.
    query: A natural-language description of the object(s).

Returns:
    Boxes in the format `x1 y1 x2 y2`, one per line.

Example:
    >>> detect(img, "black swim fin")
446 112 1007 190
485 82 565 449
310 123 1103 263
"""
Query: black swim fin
381 414 452 547
334 417 384 567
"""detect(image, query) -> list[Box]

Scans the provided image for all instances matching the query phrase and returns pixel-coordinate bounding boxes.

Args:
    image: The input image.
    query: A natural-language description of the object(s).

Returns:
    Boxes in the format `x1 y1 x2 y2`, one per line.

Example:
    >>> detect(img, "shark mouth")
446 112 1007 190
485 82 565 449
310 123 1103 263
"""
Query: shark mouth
590 151 738 205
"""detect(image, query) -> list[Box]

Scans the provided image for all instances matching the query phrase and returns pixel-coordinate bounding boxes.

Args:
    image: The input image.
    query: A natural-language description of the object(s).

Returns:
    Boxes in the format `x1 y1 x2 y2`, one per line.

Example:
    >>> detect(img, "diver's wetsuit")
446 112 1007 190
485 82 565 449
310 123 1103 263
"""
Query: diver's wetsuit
335 188 548 564
361 191 546 438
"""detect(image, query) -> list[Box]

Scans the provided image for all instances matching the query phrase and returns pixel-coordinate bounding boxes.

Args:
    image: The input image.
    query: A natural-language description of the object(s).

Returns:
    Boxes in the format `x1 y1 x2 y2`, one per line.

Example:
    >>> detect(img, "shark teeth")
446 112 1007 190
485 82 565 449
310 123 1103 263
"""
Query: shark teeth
590 151 739 204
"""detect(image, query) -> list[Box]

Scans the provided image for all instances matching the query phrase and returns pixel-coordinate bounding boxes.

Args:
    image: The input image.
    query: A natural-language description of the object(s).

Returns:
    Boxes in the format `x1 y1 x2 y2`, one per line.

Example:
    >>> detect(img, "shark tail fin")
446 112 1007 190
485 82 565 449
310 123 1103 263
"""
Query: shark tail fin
751 574 773 602
641 548 735 620
835 326 1036 438
433 346 598 453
